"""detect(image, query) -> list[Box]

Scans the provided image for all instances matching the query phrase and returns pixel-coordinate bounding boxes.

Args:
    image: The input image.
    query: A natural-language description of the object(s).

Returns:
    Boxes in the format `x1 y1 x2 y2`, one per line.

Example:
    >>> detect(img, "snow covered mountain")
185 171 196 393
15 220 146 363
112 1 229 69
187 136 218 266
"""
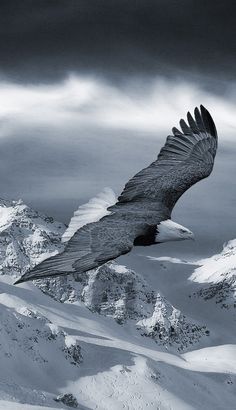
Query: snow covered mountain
190 240 236 309
0 198 208 352
150 241 236 311
0 198 66 275
38 261 208 352
0 198 236 409
1 265 236 409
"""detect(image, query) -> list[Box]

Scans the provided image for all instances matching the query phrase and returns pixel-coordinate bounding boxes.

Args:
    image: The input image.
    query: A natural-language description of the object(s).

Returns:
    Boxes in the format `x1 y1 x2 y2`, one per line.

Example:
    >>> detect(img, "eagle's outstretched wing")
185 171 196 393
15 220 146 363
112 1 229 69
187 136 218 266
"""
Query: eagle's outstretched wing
15 105 218 284
61 187 117 243
14 215 134 284
116 105 217 213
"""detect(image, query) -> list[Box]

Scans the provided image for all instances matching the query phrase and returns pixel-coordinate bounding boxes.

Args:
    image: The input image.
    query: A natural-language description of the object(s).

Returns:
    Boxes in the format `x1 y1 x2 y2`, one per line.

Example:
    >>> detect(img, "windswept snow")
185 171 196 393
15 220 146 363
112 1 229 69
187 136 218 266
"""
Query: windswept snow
148 241 236 310
0 275 236 410
190 239 236 284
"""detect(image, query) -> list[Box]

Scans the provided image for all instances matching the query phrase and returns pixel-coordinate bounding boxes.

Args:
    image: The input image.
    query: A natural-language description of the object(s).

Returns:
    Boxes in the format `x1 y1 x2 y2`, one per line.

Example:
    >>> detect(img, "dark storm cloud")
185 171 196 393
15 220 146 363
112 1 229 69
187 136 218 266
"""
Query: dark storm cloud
0 0 235 83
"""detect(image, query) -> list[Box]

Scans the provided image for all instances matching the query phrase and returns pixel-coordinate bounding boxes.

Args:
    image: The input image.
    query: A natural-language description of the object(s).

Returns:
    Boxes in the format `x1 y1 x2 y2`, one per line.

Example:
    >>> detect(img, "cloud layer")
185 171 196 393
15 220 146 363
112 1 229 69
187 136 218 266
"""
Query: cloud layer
0 75 235 138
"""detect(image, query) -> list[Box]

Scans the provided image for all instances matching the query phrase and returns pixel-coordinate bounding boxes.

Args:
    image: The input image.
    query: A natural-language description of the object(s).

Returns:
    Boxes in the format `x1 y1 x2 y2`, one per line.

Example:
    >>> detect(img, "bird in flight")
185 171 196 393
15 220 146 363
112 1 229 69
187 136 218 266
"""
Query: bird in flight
15 105 218 284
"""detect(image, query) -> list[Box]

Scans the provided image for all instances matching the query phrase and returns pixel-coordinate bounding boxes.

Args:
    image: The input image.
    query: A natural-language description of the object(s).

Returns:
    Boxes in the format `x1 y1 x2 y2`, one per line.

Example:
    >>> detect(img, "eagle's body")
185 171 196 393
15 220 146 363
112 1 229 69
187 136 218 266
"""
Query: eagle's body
15 105 218 284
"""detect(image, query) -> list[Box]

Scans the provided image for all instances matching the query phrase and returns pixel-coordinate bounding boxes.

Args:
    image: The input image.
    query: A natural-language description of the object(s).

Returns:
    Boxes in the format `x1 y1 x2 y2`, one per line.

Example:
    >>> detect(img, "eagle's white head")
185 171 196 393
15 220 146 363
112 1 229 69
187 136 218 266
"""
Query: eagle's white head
155 219 194 243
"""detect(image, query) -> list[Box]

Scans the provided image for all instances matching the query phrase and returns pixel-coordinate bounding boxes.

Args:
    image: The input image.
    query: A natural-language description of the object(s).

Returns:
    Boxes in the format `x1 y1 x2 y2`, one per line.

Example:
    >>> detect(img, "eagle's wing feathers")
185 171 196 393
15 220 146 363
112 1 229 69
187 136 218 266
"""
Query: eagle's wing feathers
15 105 217 285
61 187 117 243
15 216 133 283
117 105 217 213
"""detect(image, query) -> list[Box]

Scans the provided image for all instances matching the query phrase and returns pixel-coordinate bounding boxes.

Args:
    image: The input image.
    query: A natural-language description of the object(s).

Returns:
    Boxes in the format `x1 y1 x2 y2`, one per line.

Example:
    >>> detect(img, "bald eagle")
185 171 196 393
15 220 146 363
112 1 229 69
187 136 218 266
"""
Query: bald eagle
15 105 217 284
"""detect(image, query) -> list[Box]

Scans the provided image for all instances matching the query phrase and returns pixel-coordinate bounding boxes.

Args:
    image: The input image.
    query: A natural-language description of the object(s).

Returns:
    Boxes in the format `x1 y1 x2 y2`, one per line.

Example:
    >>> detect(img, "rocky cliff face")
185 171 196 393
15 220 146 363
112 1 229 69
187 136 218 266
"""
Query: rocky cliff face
136 294 209 351
37 262 208 351
39 262 156 323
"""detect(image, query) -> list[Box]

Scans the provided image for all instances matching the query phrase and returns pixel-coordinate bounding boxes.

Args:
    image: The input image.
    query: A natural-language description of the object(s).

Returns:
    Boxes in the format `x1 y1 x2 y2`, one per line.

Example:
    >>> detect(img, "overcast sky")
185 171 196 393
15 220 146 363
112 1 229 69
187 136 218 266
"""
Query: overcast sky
0 1 235 259
0 0 236 85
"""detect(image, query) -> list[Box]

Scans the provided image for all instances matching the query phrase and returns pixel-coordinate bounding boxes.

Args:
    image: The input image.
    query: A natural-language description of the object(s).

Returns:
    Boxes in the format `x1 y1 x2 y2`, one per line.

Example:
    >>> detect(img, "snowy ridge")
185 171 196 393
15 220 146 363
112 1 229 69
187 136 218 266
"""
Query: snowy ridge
137 294 208 351
0 304 82 367
0 198 66 276
191 239 236 283
190 240 236 308
147 241 236 309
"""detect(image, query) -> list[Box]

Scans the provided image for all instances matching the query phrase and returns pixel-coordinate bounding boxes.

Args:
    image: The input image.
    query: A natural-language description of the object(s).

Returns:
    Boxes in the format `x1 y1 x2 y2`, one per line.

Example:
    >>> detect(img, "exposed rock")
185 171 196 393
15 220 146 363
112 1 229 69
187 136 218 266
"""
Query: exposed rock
81 262 155 324
54 393 78 408
137 294 209 351
191 276 236 309
36 272 87 303
38 261 208 351
0 304 82 366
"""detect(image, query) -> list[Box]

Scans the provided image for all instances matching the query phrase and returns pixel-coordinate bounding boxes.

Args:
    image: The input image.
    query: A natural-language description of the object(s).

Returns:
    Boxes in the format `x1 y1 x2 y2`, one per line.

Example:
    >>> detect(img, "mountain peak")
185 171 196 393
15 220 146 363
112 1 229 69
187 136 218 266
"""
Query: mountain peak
0 198 66 276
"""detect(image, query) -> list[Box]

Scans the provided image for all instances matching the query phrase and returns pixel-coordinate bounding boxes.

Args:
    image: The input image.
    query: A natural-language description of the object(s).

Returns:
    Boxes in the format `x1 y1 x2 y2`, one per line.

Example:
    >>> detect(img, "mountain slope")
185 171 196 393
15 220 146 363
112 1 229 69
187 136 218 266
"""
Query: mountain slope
0 198 235 409
1 274 236 410
37 261 209 352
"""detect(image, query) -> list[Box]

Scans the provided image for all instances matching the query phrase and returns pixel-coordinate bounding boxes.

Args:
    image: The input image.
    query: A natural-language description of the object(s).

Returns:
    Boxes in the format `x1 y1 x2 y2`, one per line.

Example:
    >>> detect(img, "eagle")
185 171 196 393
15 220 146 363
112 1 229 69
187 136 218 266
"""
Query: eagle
15 105 218 284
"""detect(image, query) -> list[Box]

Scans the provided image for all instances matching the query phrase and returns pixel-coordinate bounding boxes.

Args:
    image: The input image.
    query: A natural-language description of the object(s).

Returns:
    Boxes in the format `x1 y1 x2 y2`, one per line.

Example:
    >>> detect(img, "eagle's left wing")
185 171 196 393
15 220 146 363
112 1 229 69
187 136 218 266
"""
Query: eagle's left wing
115 105 217 214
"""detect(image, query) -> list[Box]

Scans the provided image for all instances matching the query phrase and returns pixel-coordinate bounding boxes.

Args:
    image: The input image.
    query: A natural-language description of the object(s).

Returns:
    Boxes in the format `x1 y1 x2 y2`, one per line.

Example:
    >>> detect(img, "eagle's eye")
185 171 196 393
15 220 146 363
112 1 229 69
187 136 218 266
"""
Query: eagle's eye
180 229 187 233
